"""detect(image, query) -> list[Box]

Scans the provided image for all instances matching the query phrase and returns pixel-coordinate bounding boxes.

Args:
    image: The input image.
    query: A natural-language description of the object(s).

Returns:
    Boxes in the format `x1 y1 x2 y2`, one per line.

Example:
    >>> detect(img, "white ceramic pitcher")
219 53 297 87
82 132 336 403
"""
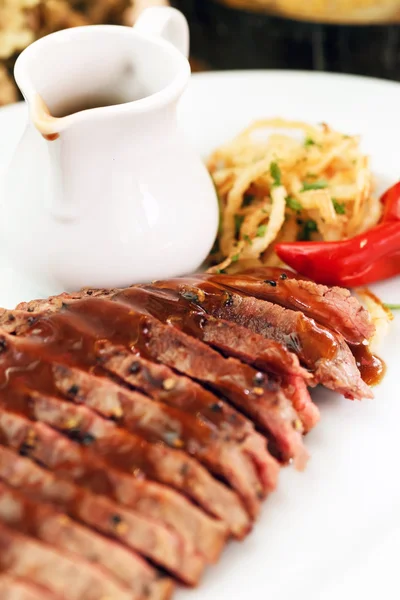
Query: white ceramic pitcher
1 7 218 293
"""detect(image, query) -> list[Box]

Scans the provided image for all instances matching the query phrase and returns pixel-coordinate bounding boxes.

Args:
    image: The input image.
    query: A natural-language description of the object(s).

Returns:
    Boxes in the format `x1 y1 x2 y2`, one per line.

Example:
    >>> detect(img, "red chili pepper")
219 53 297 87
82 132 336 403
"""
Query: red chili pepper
380 181 400 222
275 182 400 287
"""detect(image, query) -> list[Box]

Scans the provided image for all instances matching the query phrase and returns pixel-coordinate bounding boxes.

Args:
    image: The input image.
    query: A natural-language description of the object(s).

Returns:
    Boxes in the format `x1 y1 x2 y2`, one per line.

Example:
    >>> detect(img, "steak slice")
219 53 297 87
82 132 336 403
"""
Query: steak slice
144 277 373 400
0 404 248 541
0 481 173 600
207 268 375 345
0 522 139 600
0 576 60 600
0 331 272 518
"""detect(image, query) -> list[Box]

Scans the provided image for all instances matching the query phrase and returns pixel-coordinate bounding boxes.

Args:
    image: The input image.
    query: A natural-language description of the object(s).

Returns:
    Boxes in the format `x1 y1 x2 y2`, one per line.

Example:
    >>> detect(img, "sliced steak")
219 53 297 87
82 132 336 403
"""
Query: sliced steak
0 481 173 600
11 275 379 393
0 446 218 574
0 522 142 600
0 331 271 518
0 576 60 600
0 405 248 541
32 284 317 431
143 277 373 400
35 285 316 433
223 267 375 344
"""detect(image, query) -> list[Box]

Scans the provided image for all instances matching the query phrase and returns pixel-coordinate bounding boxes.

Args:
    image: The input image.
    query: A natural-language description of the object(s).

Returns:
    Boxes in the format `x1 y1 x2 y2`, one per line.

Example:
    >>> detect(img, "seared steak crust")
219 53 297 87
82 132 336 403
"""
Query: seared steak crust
0 271 376 599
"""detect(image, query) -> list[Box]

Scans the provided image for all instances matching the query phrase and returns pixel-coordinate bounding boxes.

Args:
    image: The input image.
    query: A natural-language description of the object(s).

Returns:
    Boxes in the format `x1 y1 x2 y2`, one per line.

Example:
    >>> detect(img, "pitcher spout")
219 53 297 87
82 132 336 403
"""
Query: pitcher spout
14 16 190 139
31 94 63 141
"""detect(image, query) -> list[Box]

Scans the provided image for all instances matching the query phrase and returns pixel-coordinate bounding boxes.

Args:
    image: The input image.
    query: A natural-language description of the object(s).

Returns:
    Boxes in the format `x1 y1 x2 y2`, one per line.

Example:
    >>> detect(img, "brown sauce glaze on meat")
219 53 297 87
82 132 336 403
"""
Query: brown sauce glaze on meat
142 277 380 397
0 311 242 434
0 300 307 469
113 285 308 379
140 277 340 365
197 272 384 387
208 268 375 343
7 274 383 389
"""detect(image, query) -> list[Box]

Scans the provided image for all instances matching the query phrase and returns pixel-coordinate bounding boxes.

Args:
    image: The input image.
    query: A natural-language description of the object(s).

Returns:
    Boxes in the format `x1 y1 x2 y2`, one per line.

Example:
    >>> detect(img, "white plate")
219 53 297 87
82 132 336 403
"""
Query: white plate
0 71 399 600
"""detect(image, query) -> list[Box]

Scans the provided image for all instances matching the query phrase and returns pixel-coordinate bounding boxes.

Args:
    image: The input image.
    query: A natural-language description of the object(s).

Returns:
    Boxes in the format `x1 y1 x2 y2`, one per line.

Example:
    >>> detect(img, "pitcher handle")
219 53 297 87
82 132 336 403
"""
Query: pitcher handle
134 7 189 59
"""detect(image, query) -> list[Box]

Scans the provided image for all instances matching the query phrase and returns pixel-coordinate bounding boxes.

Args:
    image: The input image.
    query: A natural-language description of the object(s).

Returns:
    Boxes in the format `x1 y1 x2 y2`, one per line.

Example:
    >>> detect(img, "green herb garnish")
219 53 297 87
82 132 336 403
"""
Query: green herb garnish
304 137 316 148
256 224 267 237
286 196 302 212
234 214 244 237
385 304 400 310
299 219 318 241
231 254 240 263
332 198 346 215
301 180 328 192
243 234 252 244
270 161 282 187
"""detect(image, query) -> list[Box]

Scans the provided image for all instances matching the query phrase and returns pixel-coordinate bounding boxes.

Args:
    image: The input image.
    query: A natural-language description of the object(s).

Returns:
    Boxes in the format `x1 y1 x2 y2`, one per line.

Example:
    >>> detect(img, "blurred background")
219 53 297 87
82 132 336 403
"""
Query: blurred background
1 0 400 105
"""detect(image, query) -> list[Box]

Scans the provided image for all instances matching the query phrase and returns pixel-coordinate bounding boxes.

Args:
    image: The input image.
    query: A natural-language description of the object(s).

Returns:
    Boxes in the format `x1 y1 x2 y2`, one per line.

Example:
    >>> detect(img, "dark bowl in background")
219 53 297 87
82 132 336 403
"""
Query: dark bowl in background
172 0 400 80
